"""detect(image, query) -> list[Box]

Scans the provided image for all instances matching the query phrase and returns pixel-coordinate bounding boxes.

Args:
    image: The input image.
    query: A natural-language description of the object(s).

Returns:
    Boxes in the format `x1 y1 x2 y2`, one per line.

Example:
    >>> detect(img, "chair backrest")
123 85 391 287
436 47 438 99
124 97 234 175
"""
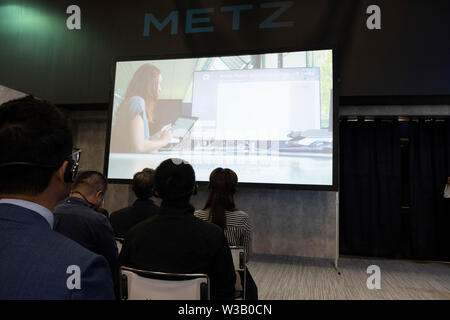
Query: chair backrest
115 237 124 253
230 246 245 271
120 267 210 300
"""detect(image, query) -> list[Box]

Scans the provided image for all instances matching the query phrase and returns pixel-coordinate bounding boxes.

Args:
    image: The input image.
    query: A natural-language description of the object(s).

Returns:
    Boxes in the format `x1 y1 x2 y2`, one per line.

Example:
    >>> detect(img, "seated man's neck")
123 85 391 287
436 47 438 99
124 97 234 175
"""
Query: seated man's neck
70 190 91 202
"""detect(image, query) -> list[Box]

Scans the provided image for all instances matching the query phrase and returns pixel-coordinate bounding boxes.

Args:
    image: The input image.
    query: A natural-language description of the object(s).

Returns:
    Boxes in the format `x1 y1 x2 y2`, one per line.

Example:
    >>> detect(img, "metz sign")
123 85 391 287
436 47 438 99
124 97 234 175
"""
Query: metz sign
143 1 295 36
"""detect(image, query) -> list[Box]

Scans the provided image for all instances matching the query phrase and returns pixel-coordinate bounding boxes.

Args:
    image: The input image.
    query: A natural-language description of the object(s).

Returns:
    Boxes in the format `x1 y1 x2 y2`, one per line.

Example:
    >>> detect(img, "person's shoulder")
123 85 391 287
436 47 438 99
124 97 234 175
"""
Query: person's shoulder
190 214 224 237
47 227 87 252
127 96 146 115
191 210 226 235
53 202 84 225
50 230 113 274
63 208 113 236
38 226 108 266
53 201 71 213
56 203 105 222
49 232 114 299
54 201 86 214
0 226 112 299
194 209 209 220
89 209 113 227
125 214 159 238
226 209 250 222
193 219 230 251
133 200 159 211
231 210 249 217
129 95 145 105
110 206 131 219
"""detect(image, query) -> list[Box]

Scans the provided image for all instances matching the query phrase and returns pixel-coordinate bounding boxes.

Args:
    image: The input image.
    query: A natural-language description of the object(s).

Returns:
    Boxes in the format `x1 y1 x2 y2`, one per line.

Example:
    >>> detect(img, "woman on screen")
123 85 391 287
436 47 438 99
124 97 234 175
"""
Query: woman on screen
110 63 172 153
194 168 258 300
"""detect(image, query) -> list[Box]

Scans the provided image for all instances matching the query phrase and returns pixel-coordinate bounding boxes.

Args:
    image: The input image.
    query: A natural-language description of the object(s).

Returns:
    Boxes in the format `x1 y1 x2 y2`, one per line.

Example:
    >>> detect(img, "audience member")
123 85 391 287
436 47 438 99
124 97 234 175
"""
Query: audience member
119 158 236 300
0 96 114 299
53 171 118 280
110 168 159 238
195 167 258 300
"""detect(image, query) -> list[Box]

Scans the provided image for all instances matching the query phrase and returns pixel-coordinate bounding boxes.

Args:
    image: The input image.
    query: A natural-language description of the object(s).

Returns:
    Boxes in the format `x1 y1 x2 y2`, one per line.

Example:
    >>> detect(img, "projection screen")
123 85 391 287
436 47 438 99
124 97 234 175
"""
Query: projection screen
105 48 336 188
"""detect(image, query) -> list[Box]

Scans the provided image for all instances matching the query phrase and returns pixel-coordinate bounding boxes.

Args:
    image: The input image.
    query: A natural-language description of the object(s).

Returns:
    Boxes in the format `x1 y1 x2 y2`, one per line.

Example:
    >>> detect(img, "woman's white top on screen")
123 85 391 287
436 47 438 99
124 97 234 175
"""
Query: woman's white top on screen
111 96 149 153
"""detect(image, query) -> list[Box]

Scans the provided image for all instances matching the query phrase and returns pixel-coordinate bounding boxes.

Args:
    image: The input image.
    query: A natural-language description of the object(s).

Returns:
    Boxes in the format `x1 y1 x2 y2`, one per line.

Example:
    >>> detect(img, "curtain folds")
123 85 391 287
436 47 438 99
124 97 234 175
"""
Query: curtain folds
408 119 450 260
339 118 449 261
340 119 401 258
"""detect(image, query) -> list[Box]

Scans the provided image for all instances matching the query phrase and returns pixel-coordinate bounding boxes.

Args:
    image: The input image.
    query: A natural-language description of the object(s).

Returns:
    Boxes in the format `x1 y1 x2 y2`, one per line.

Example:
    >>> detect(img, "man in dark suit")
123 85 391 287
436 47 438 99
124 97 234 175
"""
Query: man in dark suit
119 158 236 300
110 168 159 238
53 171 118 279
0 96 114 300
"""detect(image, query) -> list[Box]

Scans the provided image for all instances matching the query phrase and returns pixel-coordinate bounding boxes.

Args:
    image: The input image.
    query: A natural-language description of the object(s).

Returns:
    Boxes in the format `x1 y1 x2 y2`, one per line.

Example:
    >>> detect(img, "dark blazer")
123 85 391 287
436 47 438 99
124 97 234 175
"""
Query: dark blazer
0 203 114 300
119 203 236 300
53 197 118 277
109 198 159 238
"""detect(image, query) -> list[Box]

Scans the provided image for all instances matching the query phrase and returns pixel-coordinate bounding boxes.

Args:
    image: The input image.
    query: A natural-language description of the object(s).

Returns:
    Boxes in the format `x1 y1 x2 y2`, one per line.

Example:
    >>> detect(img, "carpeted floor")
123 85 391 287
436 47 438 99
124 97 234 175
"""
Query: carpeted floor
247 255 450 300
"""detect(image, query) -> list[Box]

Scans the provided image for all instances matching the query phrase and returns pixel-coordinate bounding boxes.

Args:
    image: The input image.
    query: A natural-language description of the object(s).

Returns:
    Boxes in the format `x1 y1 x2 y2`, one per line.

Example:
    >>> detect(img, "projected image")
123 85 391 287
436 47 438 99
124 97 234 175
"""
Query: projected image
108 50 333 185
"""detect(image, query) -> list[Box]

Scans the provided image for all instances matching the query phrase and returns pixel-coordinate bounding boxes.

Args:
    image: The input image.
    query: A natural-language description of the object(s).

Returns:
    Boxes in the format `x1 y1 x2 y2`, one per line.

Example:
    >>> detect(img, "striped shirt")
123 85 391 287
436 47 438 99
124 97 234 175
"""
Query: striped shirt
194 209 252 261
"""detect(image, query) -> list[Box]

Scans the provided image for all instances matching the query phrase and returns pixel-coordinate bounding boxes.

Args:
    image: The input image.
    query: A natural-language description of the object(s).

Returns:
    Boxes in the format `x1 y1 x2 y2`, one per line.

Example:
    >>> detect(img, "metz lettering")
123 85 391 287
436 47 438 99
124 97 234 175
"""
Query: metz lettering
143 1 294 36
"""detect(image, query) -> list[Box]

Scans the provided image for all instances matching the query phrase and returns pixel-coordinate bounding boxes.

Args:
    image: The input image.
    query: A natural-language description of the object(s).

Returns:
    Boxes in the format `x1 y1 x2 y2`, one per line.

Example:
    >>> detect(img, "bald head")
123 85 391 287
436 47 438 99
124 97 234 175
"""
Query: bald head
71 171 107 208
72 171 107 194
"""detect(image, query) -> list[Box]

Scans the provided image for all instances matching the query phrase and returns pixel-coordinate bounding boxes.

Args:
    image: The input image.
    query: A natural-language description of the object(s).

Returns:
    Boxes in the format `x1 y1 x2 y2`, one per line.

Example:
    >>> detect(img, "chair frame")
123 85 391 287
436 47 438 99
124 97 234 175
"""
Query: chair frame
115 237 124 253
120 266 210 300
230 246 246 300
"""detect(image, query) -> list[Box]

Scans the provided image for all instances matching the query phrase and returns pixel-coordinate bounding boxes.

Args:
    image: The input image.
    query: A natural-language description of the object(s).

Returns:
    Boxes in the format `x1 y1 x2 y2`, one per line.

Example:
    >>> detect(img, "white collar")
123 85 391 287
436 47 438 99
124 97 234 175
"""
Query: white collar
0 198 54 229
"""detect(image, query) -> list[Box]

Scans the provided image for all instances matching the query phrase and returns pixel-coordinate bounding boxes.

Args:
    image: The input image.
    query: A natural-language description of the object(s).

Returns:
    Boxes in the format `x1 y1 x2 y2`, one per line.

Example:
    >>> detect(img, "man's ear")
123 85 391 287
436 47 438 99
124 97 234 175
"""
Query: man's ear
96 190 104 199
57 160 69 183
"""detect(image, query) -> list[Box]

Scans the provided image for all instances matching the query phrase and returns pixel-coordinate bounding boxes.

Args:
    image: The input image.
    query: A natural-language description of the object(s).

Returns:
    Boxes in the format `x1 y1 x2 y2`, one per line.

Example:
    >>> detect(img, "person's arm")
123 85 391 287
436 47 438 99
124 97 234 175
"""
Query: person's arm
95 216 119 275
243 213 253 262
130 115 172 153
118 234 132 268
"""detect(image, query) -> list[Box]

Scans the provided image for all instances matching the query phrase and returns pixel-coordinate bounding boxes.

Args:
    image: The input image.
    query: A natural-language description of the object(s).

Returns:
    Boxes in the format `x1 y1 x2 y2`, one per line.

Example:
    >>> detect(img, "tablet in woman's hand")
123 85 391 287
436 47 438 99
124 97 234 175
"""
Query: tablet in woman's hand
170 116 198 140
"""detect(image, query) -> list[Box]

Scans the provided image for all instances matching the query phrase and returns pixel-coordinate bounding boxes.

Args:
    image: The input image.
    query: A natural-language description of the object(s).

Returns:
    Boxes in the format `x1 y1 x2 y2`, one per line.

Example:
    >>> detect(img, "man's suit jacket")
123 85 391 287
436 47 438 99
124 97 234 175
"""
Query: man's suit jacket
0 203 115 300
53 197 118 277
109 198 159 238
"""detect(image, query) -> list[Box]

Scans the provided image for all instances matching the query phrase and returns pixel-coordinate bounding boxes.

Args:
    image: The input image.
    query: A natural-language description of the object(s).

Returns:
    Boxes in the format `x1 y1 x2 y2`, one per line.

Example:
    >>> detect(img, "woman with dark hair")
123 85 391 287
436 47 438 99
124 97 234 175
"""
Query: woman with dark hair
110 63 172 153
195 168 258 300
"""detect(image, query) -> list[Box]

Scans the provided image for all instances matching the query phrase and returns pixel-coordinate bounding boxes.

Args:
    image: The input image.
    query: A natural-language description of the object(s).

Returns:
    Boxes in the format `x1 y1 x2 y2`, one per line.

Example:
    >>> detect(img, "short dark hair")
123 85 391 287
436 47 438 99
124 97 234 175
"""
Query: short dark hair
0 96 73 195
72 171 107 194
154 159 195 203
132 168 155 199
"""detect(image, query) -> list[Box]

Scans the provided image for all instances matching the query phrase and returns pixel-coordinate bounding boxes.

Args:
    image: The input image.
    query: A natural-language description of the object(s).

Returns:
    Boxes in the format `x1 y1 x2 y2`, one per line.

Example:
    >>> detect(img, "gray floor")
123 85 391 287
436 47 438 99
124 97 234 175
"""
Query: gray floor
247 255 450 300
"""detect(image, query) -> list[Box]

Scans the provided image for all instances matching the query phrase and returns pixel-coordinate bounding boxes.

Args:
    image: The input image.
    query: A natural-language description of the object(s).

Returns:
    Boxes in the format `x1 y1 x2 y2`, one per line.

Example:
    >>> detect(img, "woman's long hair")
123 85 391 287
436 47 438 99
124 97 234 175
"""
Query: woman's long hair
203 168 238 229
123 63 160 122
